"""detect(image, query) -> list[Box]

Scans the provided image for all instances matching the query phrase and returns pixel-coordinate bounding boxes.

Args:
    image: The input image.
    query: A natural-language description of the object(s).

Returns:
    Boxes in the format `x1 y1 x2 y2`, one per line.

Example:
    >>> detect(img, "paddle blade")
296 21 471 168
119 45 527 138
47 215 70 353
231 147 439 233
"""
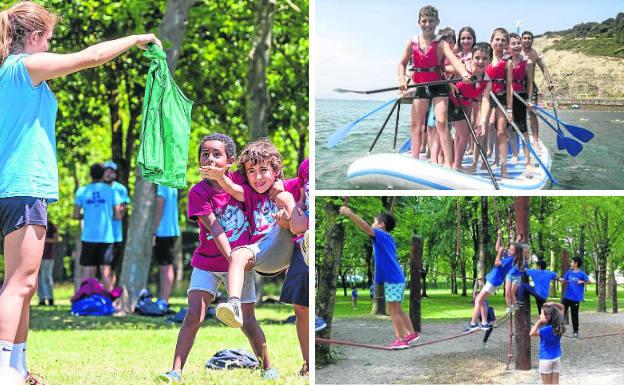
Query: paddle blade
563 137 583 157
563 123 594 143
556 133 565 151
327 121 357 148
399 138 411 153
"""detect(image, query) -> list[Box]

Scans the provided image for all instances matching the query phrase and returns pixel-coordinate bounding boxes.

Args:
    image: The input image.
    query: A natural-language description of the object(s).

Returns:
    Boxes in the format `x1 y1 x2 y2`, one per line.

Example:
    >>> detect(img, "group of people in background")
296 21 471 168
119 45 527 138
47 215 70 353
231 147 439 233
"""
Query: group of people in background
466 229 591 384
399 5 553 178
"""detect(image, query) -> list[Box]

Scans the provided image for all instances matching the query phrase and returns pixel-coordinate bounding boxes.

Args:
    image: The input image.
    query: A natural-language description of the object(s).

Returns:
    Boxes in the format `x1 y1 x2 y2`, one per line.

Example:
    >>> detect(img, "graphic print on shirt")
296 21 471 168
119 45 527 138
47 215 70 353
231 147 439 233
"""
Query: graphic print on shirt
205 204 249 243
86 191 106 206
252 199 277 237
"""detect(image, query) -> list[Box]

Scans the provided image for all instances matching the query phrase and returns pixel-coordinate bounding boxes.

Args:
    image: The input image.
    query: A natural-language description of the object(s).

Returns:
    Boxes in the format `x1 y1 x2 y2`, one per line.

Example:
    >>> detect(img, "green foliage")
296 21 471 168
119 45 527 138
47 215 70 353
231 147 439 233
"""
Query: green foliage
541 12 624 58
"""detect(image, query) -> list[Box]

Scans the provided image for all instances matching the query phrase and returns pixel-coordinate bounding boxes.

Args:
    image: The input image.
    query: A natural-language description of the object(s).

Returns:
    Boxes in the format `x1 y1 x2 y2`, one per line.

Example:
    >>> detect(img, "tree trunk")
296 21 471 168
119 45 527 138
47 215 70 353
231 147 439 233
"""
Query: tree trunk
560 249 570 302
119 0 194 312
609 254 618 313
340 270 348 297
549 250 557 297
364 241 373 286
370 284 387 316
316 200 345 364
246 0 276 139
514 197 531 371
409 236 423 333
537 196 545 258
478 197 489 283
594 208 608 313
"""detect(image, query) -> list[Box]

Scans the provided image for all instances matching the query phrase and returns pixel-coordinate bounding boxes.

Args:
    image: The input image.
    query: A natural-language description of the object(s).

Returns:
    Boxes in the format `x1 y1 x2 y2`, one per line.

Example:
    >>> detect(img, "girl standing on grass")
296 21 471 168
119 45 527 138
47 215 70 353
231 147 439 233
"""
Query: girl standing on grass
0 2 160 382
530 302 565 385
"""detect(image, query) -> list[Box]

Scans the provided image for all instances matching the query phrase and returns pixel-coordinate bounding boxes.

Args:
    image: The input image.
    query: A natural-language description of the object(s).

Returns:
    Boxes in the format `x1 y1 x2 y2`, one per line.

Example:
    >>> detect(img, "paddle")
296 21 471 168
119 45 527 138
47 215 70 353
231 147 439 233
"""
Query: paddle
334 77 469 95
458 104 499 190
540 60 567 150
513 92 583 157
532 105 594 143
327 97 398 148
399 138 411 153
490 92 559 186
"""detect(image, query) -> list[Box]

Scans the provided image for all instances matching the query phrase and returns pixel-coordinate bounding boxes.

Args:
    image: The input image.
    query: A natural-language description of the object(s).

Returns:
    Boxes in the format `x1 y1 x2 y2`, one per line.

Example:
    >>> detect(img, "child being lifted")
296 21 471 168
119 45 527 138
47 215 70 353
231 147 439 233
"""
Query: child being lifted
339 205 419 349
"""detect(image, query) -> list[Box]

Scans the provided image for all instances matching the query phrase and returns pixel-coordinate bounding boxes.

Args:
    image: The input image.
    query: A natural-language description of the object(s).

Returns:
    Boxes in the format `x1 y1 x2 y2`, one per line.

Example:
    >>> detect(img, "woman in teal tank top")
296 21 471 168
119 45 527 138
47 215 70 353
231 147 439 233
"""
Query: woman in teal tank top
0 2 160 380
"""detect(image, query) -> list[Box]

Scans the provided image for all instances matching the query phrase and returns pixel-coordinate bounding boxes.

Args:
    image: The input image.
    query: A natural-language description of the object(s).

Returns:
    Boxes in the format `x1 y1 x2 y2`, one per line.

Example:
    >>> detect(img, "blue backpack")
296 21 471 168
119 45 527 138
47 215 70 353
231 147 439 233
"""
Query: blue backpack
71 294 115 316
205 349 260 370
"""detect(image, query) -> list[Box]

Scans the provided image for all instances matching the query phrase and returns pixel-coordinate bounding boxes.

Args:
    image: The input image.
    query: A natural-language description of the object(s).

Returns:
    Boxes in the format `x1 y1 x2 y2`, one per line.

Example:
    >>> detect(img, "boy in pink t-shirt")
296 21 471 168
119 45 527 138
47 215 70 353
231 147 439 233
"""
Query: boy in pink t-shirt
159 133 278 382
202 138 301 329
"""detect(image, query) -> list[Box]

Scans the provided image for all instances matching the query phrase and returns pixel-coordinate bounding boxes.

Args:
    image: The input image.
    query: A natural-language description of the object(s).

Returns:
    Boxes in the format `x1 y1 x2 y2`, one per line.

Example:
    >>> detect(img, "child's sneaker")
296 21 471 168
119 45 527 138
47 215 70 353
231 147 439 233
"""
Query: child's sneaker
463 323 480 333
511 303 519 311
480 322 493 330
386 337 409 350
216 300 243 328
262 368 279 379
505 306 513 315
315 316 327 332
157 370 182 383
573 332 579 338
404 332 421 345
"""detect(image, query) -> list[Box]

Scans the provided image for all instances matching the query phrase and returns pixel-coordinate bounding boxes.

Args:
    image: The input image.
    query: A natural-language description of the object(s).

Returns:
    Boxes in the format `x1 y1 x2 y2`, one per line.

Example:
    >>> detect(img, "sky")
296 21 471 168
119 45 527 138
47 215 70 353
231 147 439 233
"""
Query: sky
315 0 624 100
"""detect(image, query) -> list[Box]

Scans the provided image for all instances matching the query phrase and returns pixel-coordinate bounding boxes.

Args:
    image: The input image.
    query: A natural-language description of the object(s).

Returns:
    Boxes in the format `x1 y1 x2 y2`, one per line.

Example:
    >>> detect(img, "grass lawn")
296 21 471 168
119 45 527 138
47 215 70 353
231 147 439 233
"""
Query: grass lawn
27 283 308 385
331 284 624 320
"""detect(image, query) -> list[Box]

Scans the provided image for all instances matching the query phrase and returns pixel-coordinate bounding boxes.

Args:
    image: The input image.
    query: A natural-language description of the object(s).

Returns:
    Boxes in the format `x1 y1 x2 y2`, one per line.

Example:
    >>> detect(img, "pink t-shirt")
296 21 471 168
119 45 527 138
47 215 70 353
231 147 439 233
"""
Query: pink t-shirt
187 175 250 272
242 177 299 244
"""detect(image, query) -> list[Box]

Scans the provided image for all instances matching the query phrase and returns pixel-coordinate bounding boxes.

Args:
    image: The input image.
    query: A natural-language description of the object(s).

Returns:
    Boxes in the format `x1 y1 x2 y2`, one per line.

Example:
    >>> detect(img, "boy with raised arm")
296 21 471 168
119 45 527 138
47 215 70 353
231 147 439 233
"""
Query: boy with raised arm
339 206 419 349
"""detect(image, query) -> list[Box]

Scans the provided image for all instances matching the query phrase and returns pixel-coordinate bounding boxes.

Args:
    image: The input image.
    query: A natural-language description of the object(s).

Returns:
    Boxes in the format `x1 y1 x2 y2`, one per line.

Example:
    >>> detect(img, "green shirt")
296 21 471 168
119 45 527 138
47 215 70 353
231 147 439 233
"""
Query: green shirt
137 45 193 189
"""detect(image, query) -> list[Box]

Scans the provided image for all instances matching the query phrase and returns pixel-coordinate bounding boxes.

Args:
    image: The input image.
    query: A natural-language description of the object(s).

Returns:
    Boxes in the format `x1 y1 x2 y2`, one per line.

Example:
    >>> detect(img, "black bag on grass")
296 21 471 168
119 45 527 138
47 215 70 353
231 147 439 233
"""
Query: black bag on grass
135 300 166 316
205 349 259 370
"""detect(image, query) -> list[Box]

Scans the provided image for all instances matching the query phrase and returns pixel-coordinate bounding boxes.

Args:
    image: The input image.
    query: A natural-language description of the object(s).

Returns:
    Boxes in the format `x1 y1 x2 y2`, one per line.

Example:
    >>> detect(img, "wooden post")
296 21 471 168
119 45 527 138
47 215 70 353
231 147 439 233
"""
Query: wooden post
409 235 423 333
514 197 531 370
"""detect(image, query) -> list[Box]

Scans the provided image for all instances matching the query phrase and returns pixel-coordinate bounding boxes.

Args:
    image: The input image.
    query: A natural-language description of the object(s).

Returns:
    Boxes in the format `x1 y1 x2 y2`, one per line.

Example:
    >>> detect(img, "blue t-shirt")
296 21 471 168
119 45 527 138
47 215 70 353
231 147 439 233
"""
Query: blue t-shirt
538 325 562 360
0 54 59 201
526 269 557 300
563 270 590 302
485 256 514 286
351 289 358 298
371 228 405 284
507 261 528 277
75 182 122 243
155 185 180 237
110 181 130 242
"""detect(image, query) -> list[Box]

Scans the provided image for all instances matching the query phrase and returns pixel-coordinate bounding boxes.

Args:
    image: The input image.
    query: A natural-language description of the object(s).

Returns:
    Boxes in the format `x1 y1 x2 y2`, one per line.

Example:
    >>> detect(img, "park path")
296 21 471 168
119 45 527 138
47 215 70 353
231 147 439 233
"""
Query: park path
316 311 624 384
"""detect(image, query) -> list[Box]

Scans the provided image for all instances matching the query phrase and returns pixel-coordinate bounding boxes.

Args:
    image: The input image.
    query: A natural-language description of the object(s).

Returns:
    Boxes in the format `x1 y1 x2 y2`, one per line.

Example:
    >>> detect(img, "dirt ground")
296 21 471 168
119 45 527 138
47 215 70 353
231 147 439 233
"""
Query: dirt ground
316 311 624 384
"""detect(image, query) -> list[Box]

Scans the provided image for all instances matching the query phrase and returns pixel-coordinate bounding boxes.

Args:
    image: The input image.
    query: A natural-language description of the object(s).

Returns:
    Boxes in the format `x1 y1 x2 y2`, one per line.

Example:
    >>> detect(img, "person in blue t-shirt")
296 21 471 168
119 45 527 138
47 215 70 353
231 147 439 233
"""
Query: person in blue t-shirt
73 163 123 291
340 206 419 350
560 257 590 337
530 302 565 385
351 286 359 310
103 161 130 288
517 260 558 316
152 185 181 309
466 230 517 332
0 2 160 379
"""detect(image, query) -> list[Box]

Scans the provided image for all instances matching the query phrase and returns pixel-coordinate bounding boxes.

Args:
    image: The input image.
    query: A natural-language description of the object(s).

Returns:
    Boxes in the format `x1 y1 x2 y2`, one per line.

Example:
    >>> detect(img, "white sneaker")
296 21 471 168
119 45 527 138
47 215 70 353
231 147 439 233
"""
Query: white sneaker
216 301 243 328
505 307 513 315
263 368 279 380
157 370 182 383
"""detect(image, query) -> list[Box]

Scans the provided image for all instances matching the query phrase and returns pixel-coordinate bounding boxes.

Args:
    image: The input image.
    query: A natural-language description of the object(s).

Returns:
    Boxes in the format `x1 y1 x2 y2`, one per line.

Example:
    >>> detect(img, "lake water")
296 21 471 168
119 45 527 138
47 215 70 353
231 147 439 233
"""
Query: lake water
315 99 624 190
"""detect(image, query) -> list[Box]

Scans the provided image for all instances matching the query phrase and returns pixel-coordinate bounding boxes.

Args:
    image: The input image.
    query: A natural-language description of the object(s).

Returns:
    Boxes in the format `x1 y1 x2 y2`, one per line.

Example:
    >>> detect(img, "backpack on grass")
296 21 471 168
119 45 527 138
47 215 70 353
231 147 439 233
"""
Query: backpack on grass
205 349 259 370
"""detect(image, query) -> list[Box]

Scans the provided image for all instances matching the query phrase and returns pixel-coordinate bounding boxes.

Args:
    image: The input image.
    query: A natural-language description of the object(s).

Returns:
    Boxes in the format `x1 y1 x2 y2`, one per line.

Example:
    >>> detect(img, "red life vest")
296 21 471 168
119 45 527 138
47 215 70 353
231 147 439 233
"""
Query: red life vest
411 36 443 83
485 54 510 95
456 73 490 106
511 56 528 92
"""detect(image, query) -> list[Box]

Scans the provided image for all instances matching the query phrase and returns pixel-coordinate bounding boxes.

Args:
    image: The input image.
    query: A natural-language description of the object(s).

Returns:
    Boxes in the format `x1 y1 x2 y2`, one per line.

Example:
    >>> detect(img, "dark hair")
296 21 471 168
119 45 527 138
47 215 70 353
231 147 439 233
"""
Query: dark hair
509 32 522 42
490 27 509 43
438 27 456 45
543 304 566 336
238 137 283 178
376 212 396 232
472 42 492 61
90 163 105 180
521 30 534 40
418 5 438 21
536 260 547 270
198 133 237 161
572 256 583 268
458 26 476 49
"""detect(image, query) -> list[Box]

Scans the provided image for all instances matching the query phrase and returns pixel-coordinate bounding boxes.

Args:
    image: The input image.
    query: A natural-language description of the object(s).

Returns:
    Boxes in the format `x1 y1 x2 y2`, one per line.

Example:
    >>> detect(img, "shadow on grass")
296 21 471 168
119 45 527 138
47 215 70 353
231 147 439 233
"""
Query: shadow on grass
30 304 295 331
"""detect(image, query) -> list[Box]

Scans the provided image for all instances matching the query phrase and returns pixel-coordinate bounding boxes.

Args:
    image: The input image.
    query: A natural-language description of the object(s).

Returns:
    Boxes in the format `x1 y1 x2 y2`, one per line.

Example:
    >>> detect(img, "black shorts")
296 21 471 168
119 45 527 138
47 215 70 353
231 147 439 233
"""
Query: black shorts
531 82 539 104
153 236 177 266
80 242 114 267
279 247 309 307
0 196 48 238
447 100 466 123
490 93 507 111
112 241 124 269
411 83 449 99
513 92 528 133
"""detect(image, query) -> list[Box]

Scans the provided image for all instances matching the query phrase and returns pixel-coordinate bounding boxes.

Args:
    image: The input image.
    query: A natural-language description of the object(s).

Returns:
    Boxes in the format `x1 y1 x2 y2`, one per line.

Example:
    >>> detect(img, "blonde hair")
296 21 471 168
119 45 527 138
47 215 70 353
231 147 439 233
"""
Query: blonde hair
0 1 59 64
238 137 283 179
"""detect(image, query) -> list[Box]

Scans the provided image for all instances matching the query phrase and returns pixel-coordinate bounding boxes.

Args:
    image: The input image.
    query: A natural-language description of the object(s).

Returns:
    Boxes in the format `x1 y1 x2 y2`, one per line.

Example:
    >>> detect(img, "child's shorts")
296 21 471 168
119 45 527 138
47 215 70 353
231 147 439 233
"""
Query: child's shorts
279 247 308 307
482 281 500 295
187 268 256 303
538 357 561 374
233 226 294 275
384 282 405 303
505 273 521 285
